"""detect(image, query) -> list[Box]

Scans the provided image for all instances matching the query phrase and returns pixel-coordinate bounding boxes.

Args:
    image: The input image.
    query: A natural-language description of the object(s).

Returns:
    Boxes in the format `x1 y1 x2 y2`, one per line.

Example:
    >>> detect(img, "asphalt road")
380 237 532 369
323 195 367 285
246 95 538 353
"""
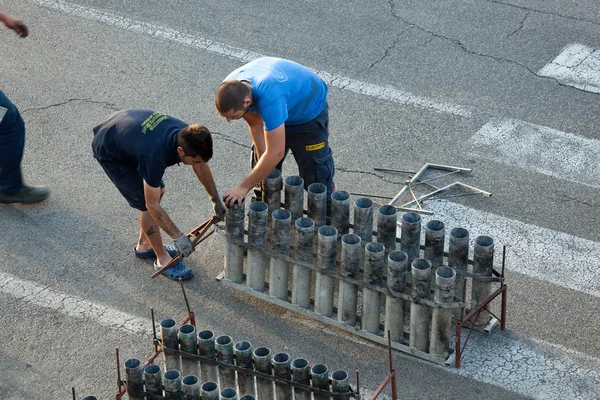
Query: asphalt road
1 0 599 399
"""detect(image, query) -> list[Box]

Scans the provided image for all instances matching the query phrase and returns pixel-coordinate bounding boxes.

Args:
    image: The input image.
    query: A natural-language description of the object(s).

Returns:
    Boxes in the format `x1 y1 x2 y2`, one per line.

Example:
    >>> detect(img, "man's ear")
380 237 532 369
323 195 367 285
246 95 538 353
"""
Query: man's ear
177 146 185 157
243 96 252 108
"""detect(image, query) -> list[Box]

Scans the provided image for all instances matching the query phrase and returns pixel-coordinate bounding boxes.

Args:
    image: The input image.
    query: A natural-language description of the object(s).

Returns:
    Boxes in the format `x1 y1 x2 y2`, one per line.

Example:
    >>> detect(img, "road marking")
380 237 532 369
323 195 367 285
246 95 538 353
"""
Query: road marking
1 270 599 399
470 118 600 189
32 0 472 118
538 43 600 94
424 200 600 298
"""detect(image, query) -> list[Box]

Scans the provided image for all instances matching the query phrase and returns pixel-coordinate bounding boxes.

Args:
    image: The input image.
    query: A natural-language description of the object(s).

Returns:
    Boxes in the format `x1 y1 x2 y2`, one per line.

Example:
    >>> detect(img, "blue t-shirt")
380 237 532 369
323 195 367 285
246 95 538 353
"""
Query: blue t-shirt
225 57 328 131
92 109 184 188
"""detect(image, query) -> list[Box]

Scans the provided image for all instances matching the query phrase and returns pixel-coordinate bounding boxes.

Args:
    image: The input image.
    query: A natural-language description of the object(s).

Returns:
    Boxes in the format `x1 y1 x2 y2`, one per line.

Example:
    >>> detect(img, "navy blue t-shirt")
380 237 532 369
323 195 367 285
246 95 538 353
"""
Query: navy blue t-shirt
92 109 184 188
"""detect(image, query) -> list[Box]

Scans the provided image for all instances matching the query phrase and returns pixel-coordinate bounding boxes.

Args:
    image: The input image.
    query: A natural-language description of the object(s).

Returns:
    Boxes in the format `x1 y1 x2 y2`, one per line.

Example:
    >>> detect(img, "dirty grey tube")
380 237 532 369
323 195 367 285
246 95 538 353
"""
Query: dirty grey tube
263 169 282 219
424 220 445 274
472 235 494 326
331 190 351 237
124 358 143 400
292 217 314 309
247 201 269 292
449 227 469 318
143 364 163 396
430 266 456 358
284 176 304 221
269 209 292 300
308 183 327 229
179 324 199 378
353 198 374 267
201 381 220 400
272 353 292 400
163 370 182 399
234 341 255 397
291 358 311 400
376 205 398 253
216 335 236 391
362 242 385 334
160 319 181 373
315 226 338 317
385 250 408 342
338 233 361 326
400 212 422 263
310 364 330 400
198 330 218 384
220 388 238 400
409 258 432 352
253 347 274 400
182 375 201 400
331 370 350 399
225 199 245 283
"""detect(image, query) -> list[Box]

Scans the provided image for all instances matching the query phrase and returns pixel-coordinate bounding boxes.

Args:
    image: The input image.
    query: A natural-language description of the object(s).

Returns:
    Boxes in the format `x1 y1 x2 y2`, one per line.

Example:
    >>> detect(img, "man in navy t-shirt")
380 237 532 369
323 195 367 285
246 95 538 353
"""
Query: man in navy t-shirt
215 57 335 212
92 109 226 280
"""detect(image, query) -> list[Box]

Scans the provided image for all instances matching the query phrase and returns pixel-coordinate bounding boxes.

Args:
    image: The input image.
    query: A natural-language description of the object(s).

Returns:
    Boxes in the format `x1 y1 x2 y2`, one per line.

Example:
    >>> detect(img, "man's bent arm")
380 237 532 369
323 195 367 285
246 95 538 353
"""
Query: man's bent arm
143 182 183 239
192 162 219 199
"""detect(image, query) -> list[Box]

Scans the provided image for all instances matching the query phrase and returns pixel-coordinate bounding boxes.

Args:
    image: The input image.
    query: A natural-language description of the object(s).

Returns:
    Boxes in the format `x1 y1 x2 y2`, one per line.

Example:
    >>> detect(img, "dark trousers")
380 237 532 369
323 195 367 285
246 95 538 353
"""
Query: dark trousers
0 91 25 195
252 104 335 212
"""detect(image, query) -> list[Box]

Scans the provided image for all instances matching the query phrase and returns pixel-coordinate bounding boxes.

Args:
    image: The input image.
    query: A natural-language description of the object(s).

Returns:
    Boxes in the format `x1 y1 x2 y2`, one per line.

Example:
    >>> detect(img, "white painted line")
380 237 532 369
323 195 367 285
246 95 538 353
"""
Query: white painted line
538 43 600 94
32 0 472 118
470 118 600 189
0 271 154 336
424 201 600 298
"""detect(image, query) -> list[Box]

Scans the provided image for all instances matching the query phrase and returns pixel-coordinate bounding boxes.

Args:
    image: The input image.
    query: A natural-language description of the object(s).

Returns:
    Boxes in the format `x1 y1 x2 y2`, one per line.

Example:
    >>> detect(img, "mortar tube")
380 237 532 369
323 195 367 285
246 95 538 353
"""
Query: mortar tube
179 324 199 378
225 199 246 283
247 201 269 292
143 364 163 396
253 347 274 400
284 176 304 221
82 397 97 400
338 234 361 326
269 209 292 300
424 220 445 275
124 358 144 400
272 353 292 400
353 198 374 267
362 242 385 334
292 218 314 309
201 381 220 400
472 235 494 326
182 375 201 400
449 227 469 318
163 370 182 399
307 183 327 229
315 226 338 317
220 388 238 400
430 266 456 358
198 330 218 384
291 358 311 400
310 364 330 400
376 205 398 254
409 258 432 352
160 319 181 373
234 341 255 397
385 250 408 342
240 395 256 400
263 169 282 219
331 370 349 399
216 335 236 390
331 190 351 237
400 212 422 263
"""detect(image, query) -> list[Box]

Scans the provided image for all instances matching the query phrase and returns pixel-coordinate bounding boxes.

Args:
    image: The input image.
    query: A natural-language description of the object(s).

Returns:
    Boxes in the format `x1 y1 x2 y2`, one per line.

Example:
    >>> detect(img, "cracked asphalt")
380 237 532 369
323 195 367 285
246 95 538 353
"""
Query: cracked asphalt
1 0 599 398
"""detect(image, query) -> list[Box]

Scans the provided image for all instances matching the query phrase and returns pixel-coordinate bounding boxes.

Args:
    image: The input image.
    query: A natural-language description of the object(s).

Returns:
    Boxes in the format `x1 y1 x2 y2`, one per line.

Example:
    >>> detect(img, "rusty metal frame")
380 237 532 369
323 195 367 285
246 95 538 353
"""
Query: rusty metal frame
369 333 397 400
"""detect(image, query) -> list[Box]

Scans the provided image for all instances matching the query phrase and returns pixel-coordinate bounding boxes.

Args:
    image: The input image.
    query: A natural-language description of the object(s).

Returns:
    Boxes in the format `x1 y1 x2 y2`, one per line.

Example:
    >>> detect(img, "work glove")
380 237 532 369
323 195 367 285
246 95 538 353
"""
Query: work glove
174 234 194 257
211 195 227 221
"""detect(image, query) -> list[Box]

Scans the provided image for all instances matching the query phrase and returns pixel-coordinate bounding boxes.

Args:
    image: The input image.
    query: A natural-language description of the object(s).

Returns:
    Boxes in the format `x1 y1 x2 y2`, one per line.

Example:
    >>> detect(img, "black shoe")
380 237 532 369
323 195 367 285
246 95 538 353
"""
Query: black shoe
0 185 49 204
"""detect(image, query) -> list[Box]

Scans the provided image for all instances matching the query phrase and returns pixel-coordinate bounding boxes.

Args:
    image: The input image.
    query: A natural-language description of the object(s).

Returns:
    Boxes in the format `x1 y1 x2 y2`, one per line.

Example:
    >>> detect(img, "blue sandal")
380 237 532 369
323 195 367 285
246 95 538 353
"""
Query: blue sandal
134 244 178 259
153 261 194 280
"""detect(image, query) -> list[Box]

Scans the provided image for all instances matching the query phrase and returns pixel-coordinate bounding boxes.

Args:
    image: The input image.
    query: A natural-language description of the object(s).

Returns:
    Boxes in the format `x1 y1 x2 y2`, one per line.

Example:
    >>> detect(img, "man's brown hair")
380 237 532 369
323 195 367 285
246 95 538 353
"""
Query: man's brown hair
215 80 250 113
177 124 213 161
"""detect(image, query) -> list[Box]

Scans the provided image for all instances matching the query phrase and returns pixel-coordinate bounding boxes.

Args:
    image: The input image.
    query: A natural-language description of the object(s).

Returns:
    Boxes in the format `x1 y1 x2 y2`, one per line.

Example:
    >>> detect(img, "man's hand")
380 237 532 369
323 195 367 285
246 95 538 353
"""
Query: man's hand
223 184 250 209
211 195 227 221
174 234 194 257
2 16 28 38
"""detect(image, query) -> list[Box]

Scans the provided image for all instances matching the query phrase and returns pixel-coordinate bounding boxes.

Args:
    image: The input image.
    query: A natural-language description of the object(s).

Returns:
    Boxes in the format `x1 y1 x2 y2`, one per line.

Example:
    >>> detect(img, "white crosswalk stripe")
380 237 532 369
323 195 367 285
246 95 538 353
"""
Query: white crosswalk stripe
538 43 600 94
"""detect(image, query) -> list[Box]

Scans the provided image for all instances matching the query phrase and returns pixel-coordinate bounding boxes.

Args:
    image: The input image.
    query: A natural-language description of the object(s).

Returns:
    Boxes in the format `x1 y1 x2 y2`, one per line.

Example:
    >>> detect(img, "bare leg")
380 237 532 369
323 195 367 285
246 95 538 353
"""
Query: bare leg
137 210 172 266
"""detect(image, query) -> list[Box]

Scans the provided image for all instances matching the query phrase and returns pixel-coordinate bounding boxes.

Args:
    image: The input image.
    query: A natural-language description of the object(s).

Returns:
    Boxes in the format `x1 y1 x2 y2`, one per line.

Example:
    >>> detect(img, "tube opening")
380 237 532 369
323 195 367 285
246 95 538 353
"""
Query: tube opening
216 335 232 345
235 341 251 351
160 319 176 328
198 330 214 340
475 235 494 247
354 197 373 209
221 388 238 399
164 370 181 380
254 347 271 357
412 258 432 270
179 324 195 334
273 209 291 221
318 226 338 237
292 358 309 369
341 233 361 245
437 266 456 279
249 201 268 213
332 370 348 381
450 227 469 239
273 353 290 363
124 358 140 369
311 364 328 375
332 190 350 201
295 217 315 229
388 250 408 263
378 205 397 216
202 381 218 391
182 375 199 385
308 182 327 194
366 242 384 253
144 364 160 374
426 220 445 231
240 395 256 400
402 212 421 224
266 169 282 179
285 175 303 186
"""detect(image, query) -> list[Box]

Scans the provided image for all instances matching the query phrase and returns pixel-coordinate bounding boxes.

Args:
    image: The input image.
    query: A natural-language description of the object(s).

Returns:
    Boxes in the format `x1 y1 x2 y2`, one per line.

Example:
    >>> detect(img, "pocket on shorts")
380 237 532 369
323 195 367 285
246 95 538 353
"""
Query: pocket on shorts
314 148 333 184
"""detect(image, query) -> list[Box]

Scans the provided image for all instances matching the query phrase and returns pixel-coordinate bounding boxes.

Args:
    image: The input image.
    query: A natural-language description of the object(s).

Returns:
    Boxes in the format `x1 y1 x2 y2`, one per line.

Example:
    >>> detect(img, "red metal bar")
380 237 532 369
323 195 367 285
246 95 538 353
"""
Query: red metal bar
390 370 397 400
370 374 393 400
355 370 360 396
500 284 507 330
116 348 123 399
455 325 461 368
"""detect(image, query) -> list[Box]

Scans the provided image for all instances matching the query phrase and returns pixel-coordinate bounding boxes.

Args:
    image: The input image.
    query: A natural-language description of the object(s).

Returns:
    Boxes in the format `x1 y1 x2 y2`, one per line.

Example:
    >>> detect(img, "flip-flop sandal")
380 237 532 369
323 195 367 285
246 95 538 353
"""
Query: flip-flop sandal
134 244 178 259
153 261 194 281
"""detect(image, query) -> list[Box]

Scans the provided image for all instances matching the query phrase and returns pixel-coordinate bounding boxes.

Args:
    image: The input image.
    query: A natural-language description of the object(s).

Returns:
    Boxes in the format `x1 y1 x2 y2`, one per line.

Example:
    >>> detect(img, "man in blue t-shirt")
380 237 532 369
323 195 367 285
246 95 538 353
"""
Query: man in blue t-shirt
92 109 226 280
215 57 335 212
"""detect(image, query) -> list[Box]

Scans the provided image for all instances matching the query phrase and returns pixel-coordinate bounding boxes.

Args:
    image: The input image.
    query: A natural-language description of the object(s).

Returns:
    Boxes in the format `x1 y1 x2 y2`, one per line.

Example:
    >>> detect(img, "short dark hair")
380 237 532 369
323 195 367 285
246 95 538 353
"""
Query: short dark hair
215 80 250 113
177 124 213 161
